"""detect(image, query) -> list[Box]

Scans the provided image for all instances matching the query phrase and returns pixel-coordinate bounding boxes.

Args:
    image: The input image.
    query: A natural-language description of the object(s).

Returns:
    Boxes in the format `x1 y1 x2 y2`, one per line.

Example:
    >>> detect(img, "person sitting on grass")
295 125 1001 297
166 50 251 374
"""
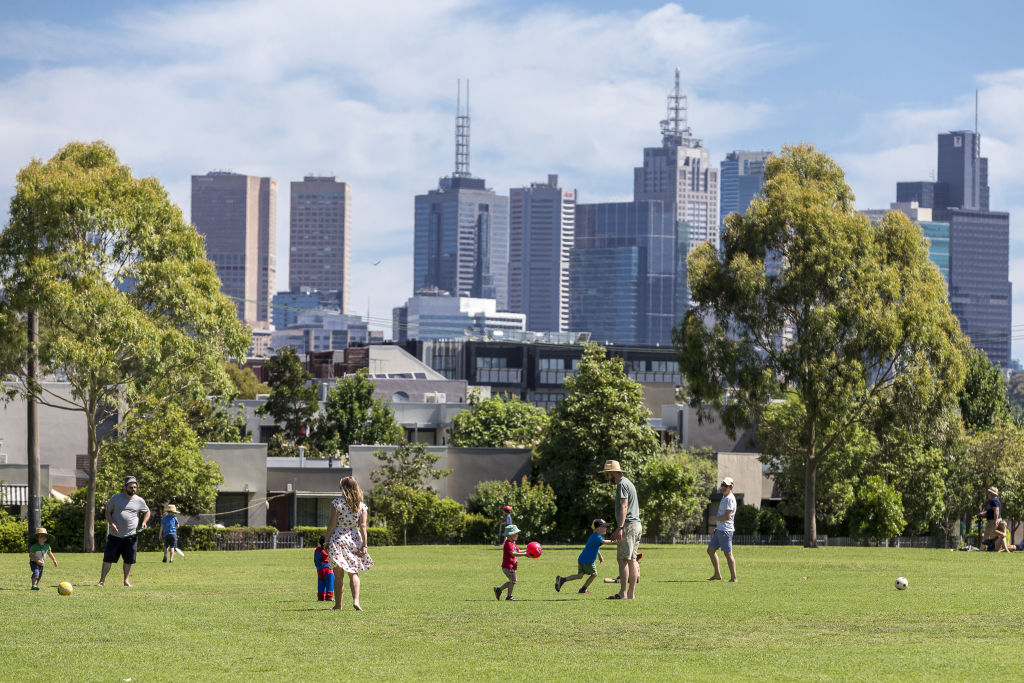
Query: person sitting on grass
556 519 613 594
28 527 57 591
494 524 527 601
994 519 1010 553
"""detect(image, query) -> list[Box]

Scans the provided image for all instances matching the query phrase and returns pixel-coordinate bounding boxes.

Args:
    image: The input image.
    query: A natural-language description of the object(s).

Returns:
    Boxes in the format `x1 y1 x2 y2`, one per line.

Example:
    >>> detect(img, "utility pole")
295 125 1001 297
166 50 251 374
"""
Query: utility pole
27 309 41 533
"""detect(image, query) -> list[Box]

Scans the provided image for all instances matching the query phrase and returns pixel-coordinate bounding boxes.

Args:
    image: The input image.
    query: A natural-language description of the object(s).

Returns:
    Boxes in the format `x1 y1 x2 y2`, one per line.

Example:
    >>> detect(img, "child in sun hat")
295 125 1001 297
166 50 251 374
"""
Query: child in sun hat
28 527 57 591
161 504 180 563
556 519 613 595
494 524 527 601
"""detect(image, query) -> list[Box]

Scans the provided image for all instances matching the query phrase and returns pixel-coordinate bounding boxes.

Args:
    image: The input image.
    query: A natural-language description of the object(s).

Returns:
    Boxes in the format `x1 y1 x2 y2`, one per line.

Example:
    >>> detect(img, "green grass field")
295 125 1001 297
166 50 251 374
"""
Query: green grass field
2 543 1021 681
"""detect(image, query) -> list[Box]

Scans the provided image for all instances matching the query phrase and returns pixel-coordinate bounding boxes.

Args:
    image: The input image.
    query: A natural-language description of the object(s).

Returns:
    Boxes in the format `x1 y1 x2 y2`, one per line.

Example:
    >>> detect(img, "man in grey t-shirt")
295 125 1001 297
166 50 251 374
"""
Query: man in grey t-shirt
98 476 150 587
602 460 641 600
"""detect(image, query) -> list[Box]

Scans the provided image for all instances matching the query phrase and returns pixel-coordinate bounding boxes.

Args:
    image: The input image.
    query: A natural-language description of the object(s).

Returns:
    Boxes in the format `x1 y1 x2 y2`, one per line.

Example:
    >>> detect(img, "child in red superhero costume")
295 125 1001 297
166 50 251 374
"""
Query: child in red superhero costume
314 535 335 601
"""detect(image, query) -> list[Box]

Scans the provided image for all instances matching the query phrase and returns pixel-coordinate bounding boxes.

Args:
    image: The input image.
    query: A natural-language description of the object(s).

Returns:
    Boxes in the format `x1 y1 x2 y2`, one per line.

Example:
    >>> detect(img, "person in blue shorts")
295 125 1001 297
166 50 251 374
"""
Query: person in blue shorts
707 477 738 582
555 519 612 594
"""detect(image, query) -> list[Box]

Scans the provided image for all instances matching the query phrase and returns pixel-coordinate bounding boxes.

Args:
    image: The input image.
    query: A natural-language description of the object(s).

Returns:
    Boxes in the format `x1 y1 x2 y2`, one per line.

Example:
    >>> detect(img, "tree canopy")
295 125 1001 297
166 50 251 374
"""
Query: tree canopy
675 144 967 546
535 343 661 538
0 141 249 550
312 369 403 457
256 347 318 445
448 391 550 449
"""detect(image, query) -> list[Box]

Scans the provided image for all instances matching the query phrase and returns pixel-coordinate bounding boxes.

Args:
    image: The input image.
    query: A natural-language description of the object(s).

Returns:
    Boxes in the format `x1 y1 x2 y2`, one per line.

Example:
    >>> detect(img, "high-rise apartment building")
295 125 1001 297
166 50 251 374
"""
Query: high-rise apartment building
894 130 1010 366
720 150 772 224
570 200 684 346
633 69 718 252
508 175 576 333
413 83 510 309
289 176 351 313
191 172 276 328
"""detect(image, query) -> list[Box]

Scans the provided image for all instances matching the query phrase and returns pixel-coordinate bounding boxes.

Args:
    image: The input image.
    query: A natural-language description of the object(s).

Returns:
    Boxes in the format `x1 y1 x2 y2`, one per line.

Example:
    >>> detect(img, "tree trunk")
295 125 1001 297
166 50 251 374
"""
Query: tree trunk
803 455 818 548
83 411 99 553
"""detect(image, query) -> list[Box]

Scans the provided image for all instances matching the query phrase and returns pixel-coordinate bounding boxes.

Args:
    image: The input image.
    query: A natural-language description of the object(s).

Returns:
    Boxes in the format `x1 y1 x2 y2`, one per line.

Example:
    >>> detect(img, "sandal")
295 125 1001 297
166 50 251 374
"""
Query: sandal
607 593 624 599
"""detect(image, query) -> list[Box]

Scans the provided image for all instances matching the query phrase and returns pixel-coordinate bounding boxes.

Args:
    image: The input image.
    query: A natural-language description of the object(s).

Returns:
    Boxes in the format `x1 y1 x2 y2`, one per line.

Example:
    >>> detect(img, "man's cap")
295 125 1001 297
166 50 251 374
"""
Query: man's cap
988 486 999 496
593 519 609 528
165 504 178 514
504 524 521 536
721 476 734 487
35 527 48 537
124 476 138 486
503 505 512 512
601 460 623 474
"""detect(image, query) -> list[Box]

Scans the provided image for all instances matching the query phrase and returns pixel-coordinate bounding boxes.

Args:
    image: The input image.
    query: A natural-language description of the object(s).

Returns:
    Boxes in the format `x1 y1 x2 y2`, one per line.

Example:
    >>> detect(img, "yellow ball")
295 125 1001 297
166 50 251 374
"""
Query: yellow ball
57 581 73 596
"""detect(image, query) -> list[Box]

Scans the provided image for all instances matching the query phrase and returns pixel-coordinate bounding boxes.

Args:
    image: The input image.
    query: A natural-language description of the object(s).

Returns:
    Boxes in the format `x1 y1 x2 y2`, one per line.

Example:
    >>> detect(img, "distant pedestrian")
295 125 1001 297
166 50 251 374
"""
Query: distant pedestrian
497 505 513 545
555 519 612 595
28 527 57 591
707 476 738 582
602 460 642 600
314 535 335 601
98 476 150 587
326 476 373 610
494 524 527 601
161 504 179 564
978 486 1001 551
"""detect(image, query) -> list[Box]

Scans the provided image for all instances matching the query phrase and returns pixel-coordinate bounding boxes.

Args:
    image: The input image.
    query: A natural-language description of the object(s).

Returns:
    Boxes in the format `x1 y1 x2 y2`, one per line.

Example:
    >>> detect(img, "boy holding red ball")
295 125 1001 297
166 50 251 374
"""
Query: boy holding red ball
494 524 528 601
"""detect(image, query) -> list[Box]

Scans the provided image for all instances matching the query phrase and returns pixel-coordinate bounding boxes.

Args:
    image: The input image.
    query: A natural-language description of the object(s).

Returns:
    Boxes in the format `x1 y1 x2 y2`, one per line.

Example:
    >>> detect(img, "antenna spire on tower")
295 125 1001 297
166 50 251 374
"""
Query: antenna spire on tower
660 67 692 147
454 79 471 178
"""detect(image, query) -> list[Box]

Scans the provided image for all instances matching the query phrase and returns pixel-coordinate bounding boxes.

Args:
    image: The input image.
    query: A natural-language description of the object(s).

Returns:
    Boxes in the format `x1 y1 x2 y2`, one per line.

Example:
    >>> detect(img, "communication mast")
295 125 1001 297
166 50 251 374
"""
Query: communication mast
454 79 471 178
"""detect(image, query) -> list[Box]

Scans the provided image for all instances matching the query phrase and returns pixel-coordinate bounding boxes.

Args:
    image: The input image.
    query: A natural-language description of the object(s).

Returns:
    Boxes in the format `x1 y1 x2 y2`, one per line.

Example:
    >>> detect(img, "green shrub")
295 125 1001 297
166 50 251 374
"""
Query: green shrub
463 512 494 544
465 478 557 541
293 525 395 547
0 518 28 552
734 503 759 535
39 490 107 551
417 497 466 542
848 475 906 544
756 506 787 537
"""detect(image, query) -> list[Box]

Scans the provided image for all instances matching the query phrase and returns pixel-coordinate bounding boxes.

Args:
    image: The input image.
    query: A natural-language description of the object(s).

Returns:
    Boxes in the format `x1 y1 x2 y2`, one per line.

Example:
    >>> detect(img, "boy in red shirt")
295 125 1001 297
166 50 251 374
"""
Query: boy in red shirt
494 524 527 601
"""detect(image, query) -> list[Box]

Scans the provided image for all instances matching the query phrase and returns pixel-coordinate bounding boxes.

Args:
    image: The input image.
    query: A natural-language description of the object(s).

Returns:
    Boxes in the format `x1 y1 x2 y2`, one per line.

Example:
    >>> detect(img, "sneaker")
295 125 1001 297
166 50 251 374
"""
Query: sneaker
494 586 502 601
555 576 564 592
505 596 517 601
162 557 167 563
31 586 40 591
578 588 592 594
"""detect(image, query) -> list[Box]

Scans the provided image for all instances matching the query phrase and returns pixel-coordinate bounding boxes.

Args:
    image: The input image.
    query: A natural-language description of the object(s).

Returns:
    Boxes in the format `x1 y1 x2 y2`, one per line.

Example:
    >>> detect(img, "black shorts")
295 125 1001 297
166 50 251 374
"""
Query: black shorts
164 534 178 550
104 534 138 564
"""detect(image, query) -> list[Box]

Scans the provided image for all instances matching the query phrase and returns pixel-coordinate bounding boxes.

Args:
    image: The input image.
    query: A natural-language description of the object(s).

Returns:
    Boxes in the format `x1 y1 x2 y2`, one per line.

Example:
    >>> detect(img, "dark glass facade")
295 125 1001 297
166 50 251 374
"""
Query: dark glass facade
570 201 681 346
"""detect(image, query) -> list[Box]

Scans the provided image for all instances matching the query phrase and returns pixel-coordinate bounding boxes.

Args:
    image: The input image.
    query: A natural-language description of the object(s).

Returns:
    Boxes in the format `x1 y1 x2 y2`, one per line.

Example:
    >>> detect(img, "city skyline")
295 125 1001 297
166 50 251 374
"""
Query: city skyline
1 1 1022 356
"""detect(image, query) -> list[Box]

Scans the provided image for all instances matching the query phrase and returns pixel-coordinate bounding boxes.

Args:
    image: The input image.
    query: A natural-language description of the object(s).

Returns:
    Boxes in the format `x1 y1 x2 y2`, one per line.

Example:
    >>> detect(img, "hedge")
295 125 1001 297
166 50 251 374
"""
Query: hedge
292 526 396 548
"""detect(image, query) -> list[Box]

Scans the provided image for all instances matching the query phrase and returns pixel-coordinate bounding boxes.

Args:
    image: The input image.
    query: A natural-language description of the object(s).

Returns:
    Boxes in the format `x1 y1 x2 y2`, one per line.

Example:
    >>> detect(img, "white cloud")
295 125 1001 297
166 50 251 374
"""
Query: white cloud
0 1 784 338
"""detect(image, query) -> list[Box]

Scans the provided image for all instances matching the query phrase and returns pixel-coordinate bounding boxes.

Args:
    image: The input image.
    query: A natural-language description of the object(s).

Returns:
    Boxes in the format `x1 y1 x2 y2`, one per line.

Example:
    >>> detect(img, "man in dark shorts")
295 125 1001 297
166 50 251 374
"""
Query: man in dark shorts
98 476 151 587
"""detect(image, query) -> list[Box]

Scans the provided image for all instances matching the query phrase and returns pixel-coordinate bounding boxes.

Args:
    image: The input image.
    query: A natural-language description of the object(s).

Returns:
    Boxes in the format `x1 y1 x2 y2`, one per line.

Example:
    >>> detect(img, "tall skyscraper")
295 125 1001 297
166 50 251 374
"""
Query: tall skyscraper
894 129 1010 366
634 68 718 252
570 200 684 346
191 172 277 328
289 176 351 313
720 150 772 224
508 175 576 332
413 82 510 309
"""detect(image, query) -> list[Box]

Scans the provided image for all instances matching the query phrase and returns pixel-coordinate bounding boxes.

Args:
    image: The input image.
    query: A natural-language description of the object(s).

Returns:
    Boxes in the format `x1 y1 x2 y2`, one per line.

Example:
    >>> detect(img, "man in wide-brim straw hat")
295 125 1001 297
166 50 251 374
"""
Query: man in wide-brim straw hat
978 486 1001 551
601 460 642 600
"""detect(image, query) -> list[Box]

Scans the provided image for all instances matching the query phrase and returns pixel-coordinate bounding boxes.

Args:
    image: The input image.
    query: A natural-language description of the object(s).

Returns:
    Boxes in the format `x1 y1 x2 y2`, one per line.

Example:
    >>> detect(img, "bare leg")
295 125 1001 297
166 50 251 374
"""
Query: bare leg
724 551 737 582
618 561 634 598
98 561 112 587
332 563 344 609
615 558 627 597
123 563 133 587
707 546 722 580
350 572 361 610
582 574 596 590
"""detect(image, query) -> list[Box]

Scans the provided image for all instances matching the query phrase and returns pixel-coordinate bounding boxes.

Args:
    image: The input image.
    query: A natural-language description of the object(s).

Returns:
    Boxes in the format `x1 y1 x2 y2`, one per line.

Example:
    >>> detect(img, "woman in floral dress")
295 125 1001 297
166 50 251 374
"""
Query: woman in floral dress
326 476 373 610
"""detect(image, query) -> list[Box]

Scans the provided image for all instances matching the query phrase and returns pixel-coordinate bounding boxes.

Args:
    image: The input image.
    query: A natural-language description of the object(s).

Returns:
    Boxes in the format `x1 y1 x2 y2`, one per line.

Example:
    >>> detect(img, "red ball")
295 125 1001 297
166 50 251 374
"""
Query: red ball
526 541 543 558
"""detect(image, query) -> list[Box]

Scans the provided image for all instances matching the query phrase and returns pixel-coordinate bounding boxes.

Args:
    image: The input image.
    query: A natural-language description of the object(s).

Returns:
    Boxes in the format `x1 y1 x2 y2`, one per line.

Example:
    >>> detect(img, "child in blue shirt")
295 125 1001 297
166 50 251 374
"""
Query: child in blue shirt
161 505 180 563
314 535 335 601
555 519 612 594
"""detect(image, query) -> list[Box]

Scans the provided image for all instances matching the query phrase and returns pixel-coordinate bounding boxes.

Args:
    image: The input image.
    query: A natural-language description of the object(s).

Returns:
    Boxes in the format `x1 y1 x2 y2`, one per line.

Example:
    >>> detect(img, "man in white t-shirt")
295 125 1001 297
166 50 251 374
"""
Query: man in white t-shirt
707 476 738 582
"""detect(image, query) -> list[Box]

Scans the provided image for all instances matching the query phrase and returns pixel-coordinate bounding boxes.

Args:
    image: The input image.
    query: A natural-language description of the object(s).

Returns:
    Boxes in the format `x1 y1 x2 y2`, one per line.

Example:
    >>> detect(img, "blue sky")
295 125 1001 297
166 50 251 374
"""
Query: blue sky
1 1 1022 356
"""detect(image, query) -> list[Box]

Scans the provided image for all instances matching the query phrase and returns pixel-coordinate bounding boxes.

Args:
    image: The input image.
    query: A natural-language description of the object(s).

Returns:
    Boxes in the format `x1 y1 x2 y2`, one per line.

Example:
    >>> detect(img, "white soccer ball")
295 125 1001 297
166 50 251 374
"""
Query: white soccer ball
894 576 908 590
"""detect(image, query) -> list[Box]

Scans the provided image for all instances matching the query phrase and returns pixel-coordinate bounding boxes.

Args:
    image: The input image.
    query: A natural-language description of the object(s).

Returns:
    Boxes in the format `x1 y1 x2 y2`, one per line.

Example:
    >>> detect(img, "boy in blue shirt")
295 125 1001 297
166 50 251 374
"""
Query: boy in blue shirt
555 519 612 594
161 504 180 563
